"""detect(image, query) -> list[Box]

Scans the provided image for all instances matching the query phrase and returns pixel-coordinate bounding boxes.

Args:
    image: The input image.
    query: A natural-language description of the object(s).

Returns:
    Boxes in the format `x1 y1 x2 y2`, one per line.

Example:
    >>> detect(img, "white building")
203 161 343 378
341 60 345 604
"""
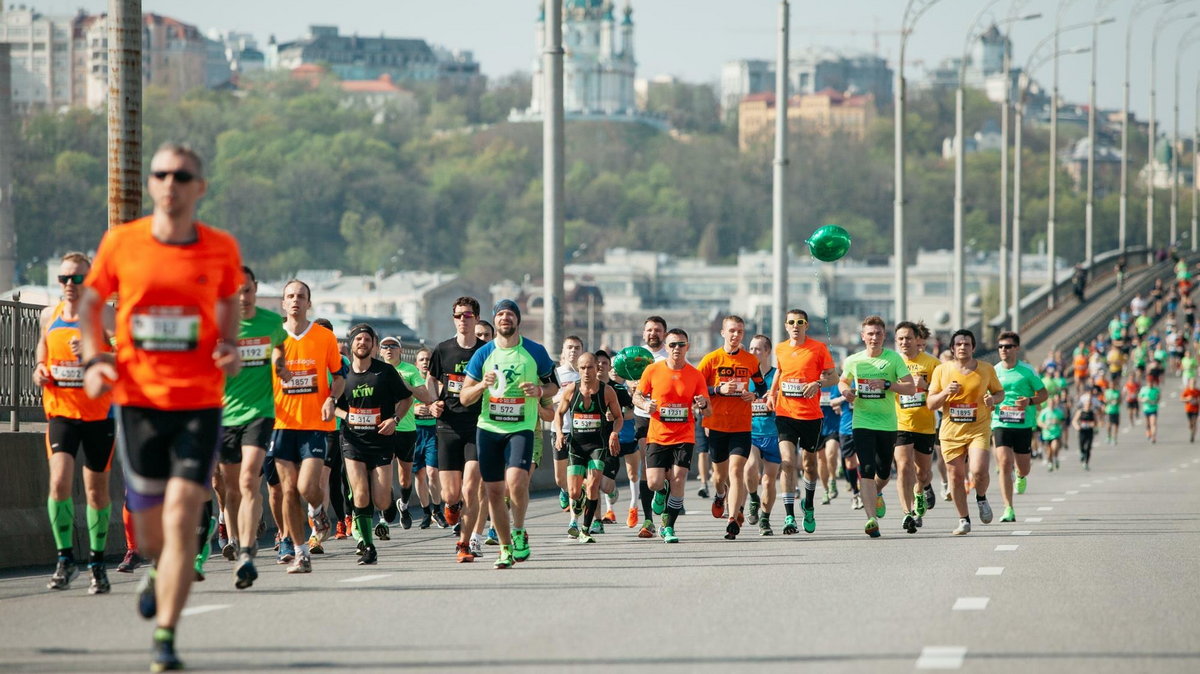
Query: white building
720 59 774 117
0 6 80 113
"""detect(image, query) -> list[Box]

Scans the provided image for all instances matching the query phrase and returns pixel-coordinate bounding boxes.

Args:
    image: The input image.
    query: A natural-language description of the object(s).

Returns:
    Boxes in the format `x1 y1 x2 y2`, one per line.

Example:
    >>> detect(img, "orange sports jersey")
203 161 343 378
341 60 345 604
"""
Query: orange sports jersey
42 301 111 421
637 360 709 446
1073 354 1088 377
772 338 835 421
697 347 764 433
1182 388 1200 414
273 323 343 431
84 218 243 410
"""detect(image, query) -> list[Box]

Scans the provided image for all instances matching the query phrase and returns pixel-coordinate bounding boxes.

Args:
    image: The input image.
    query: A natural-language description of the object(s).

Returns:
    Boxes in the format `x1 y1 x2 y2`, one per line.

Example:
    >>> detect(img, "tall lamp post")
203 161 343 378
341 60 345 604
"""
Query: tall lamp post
1086 5 1118 269
1149 5 1199 257
772 1 789 342
894 0 942 323
1171 24 1200 250
1194 77 1200 250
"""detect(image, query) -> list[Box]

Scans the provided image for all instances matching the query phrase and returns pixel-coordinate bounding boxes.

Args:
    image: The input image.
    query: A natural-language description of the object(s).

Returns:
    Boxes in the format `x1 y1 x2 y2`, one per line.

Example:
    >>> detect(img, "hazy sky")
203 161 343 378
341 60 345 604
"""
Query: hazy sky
24 1 1200 131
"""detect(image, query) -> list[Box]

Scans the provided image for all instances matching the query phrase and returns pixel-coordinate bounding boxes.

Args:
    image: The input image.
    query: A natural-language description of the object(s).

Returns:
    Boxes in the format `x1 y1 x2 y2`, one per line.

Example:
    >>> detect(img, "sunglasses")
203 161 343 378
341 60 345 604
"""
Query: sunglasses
786 319 808 326
453 311 476 320
151 170 197 183
380 344 399 349
667 341 688 348
997 344 1017 350
58 274 85 285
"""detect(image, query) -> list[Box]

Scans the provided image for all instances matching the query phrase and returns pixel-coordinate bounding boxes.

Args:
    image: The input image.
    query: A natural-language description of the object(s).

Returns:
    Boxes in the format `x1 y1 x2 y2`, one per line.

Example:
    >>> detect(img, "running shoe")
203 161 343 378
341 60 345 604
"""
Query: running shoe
469 536 483 558
1000 506 1016 523
697 485 709 498
759 515 773 536
485 527 499 545
356 540 366 556
589 520 605 535
567 520 580 537
374 522 390 541
851 494 863 510
307 534 324 555
953 518 971 535
802 504 816 534
603 510 617 524
782 515 799 535
286 554 312 574
652 489 667 515
398 500 413 530
512 528 531 561
924 484 936 509
1015 475 1027 495
335 520 349 539
216 521 228 552
494 548 515 569
277 537 294 564
117 549 142 573
312 509 332 543
456 542 473 563
627 507 639 529
661 526 679 543
234 553 257 590
559 489 569 510
358 545 378 565
711 496 726 519
864 517 880 538
571 495 585 517
47 557 77 590
747 499 760 525
902 513 917 534
151 632 182 673
444 502 462 526
637 520 656 538
875 494 886 518
914 514 924 528
432 508 449 529
941 482 951 503
977 499 993 524
221 541 236 562
724 519 740 540
136 568 157 619
576 531 595 544
87 564 111 595
914 491 928 518
829 482 839 499
453 522 461 535
821 490 831 505
418 512 432 530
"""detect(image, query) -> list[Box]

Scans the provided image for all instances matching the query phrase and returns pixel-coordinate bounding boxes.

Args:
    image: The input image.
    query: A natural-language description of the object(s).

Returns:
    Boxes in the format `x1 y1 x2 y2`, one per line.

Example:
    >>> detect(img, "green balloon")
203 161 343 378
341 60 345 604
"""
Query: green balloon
614 345 654 380
806 224 852 262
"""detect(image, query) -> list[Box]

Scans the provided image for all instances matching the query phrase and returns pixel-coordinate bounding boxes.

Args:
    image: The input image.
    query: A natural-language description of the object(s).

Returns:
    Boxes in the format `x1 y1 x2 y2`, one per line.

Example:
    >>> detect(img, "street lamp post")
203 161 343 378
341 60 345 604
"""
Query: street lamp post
1149 6 1199 257
1086 7 1117 269
1172 25 1200 250
772 0 789 342
1194 77 1199 250
542 0 565 351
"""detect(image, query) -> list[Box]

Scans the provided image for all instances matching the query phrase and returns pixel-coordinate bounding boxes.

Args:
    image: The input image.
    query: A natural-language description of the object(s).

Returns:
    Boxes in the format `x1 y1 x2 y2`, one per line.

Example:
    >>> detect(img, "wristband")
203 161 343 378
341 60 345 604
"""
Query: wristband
82 356 109 372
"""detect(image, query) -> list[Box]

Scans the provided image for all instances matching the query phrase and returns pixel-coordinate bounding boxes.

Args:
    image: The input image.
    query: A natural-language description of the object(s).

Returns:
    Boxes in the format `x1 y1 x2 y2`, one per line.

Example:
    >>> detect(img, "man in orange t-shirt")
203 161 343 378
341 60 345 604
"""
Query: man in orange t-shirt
766 309 837 535
697 315 767 540
1181 385 1200 442
79 143 243 673
270 280 345 574
635 328 710 544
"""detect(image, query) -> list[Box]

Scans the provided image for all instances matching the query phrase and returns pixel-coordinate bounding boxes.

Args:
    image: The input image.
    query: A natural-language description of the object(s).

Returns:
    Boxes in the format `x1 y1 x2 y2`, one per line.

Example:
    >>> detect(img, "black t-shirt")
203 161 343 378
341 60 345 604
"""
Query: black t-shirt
337 358 411 452
608 380 634 410
429 336 483 430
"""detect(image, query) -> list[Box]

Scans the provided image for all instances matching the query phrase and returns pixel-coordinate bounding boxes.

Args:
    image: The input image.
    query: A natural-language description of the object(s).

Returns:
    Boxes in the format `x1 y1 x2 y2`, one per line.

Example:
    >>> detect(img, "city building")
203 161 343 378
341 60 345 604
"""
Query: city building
721 50 892 121
738 88 876 152
720 58 774 118
941 119 1003 159
0 6 81 113
266 25 480 86
1062 137 1123 193
208 30 264 77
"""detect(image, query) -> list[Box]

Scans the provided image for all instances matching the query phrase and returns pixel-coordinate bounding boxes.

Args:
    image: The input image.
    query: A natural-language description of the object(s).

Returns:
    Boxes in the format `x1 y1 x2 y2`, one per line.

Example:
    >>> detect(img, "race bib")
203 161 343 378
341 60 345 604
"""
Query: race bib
856 378 884 400
997 405 1025 424
717 376 747 396
819 391 831 406
488 396 525 423
238 336 271 367
898 391 926 409
347 407 381 430
282 369 317 395
780 379 805 398
446 374 464 395
1078 420 1095 429
572 412 602 432
948 403 978 423
751 400 769 417
415 404 435 420
49 361 83 388
658 404 688 423
131 306 199 352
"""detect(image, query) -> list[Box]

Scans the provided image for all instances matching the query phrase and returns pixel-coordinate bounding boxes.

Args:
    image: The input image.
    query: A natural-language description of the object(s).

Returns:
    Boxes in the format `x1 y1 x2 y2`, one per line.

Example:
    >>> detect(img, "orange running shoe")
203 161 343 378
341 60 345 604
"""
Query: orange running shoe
456 541 473 563
636 520 655 538
445 502 462 526
736 510 745 526
626 507 639 528
335 520 347 540
711 496 726 519
603 510 616 524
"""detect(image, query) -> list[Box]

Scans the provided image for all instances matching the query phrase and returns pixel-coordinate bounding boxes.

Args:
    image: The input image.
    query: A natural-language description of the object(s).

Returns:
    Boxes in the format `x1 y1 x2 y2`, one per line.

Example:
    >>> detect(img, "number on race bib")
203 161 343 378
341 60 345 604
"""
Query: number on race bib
238 336 271 367
131 306 200 352
282 369 318 395
347 407 381 430
948 403 977 423
898 391 926 409
572 413 602 432
488 396 525 423
751 400 769 417
780 380 805 398
997 405 1025 424
50 362 84 388
446 374 465 395
856 379 884 399
658 404 689 423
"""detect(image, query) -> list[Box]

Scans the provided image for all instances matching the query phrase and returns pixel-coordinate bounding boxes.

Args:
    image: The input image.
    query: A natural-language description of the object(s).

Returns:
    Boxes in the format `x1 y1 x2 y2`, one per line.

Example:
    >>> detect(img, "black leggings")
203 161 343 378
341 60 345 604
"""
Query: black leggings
1079 429 1094 464
325 448 350 522
852 428 897 481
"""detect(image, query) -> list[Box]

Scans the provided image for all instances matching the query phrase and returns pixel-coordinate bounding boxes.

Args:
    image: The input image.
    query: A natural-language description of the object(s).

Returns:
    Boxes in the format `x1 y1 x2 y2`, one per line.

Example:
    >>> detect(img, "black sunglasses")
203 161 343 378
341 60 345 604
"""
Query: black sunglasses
453 312 476 320
58 274 85 285
151 170 197 183
997 344 1017 350
667 341 688 348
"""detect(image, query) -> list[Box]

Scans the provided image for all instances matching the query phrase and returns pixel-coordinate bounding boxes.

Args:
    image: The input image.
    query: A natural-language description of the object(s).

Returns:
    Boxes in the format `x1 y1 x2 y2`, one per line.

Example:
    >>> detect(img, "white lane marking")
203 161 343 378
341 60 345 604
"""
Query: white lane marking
1025 517 1044 522
1170 468 1178 473
1180 464 1190 469
953 597 990 611
1012 530 1032 536
181 604 231 617
976 567 1004 576
1067 490 1080 495
1052 498 1065 502
916 646 968 670
1081 484 1092 488
1037 507 1053 511
339 574 392 583
995 544 1019 551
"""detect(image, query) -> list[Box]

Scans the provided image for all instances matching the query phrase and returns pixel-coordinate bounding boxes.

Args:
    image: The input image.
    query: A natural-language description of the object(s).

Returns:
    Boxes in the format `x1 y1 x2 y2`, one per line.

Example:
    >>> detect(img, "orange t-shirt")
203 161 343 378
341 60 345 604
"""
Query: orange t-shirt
84 218 243 410
42 301 112 421
1073 354 1088 377
1182 387 1200 414
636 360 709 446
273 323 343 432
697 347 763 433
772 338 835 421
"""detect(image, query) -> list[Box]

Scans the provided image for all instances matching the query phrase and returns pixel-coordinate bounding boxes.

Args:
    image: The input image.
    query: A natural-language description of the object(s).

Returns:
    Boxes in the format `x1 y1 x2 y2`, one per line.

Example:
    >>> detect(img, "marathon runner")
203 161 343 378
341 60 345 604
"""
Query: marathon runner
990 330 1047 523
595 349 633 528
746 334 781 535
410 347 447 529
271 280 344 573
459 300 558 568
78 143 243 672
634 328 711 544
1182 379 1200 443
927 329 1004 536
1139 377 1161 443
1071 396 1098 471
766 309 837 535
34 252 116 594
697 316 768 540
838 316 916 537
1037 398 1067 471
378 336 436 532
629 316 670 537
335 324 413 565
893 320 939 530
553 336 584 517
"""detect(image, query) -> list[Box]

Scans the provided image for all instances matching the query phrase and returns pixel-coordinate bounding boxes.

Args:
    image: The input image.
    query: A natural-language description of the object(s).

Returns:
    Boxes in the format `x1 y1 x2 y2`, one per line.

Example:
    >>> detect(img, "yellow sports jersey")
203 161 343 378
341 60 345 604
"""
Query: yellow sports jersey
896 351 939 434
929 360 1003 447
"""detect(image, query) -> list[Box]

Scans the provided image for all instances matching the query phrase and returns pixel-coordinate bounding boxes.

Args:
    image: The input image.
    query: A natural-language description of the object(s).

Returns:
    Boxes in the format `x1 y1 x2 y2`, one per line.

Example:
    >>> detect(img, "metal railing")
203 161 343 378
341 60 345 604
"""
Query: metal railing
0 294 46 430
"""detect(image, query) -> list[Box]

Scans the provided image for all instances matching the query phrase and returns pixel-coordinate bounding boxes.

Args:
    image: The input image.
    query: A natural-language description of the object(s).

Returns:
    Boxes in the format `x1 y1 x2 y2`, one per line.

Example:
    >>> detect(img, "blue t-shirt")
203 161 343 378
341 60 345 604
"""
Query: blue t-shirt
751 368 777 438
465 337 557 434
838 400 854 436
820 384 841 436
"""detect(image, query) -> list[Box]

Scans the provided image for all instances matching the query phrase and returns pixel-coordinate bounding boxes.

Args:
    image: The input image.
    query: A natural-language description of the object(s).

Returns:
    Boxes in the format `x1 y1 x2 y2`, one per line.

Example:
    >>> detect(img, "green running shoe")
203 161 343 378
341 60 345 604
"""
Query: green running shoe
782 515 799 535
589 520 605 535
1016 475 1027 495
576 531 595 544
566 520 579 537
558 489 569 510
1000 506 1016 523
651 489 667 515
747 498 760 525
875 494 886 518
802 504 816 533
661 526 679 543
511 528 531 562
914 491 928 518
494 547 515 569
865 517 881 538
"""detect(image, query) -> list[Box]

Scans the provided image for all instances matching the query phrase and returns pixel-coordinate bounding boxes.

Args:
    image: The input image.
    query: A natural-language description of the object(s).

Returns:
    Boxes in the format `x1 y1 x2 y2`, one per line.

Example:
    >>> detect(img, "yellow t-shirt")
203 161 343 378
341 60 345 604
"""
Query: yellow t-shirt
896 351 940 434
929 360 1003 446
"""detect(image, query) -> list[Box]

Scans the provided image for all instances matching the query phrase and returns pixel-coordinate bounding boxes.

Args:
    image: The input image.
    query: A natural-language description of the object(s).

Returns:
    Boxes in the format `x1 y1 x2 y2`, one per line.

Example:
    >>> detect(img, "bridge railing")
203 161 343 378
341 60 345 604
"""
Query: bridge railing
0 294 46 431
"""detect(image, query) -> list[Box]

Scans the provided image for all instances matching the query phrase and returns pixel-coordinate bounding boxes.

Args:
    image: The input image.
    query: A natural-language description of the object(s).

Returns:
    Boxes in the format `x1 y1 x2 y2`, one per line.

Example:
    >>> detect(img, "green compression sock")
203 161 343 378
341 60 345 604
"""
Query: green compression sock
354 508 373 547
48 497 75 552
87 504 112 558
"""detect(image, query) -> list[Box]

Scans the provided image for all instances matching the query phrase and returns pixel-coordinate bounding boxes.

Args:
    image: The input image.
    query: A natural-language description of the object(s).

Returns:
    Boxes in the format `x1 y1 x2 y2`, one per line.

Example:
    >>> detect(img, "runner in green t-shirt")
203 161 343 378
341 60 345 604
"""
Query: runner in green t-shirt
1103 387 1121 444
1138 383 1161 443
378 336 436 530
990 331 1048 521
1037 402 1067 471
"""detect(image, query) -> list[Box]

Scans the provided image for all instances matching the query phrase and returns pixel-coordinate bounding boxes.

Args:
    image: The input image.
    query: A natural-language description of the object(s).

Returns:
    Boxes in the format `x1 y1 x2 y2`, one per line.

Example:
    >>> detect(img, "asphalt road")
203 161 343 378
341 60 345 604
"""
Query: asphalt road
3 401 1198 673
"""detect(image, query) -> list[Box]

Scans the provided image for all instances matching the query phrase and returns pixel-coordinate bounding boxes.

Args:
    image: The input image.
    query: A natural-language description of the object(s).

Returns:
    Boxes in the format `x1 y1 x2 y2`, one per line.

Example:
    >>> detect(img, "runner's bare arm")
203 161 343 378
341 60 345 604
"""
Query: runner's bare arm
32 307 53 386
214 293 241 377
891 374 917 396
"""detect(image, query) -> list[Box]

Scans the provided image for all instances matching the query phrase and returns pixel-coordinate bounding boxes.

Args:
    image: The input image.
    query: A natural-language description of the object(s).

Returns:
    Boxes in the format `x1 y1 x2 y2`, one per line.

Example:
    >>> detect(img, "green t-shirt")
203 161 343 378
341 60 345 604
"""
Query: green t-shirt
992 361 1045 429
1038 406 1065 439
841 348 908 431
1103 388 1121 415
394 361 426 432
465 337 556 434
1183 356 1197 378
1108 319 1124 340
1135 315 1152 335
1138 386 1161 414
223 308 287 427
1133 346 1148 367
